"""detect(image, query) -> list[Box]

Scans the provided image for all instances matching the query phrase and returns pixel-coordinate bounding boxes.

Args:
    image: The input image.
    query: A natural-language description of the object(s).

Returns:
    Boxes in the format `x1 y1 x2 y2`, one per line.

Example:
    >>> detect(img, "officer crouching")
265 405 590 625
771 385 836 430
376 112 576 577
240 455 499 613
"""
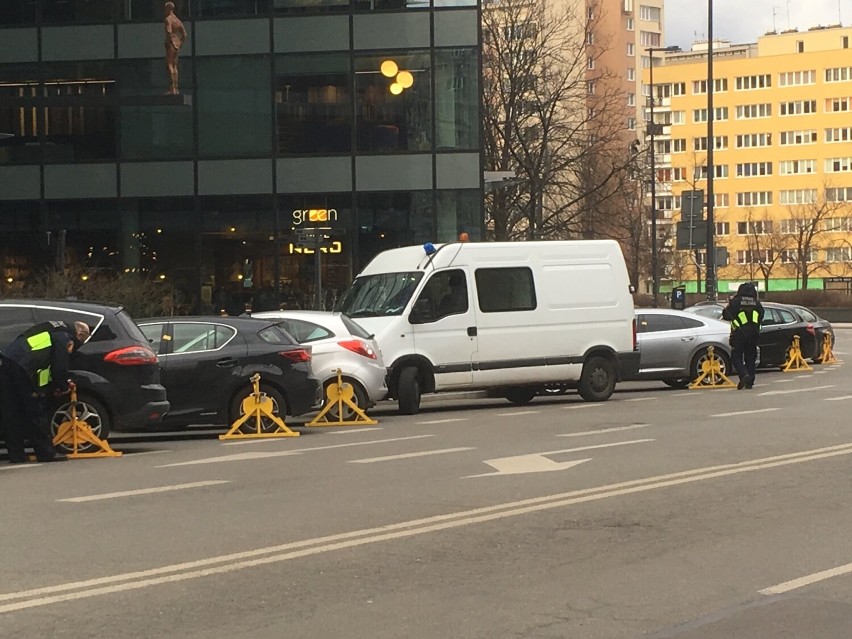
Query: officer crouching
1 320 91 463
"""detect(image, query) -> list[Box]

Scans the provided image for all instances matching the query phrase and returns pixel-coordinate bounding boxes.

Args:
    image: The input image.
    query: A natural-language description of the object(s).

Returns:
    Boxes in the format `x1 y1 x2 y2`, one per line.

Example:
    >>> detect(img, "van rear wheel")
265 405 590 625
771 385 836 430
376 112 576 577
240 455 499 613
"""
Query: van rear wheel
504 387 537 405
577 356 616 402
397 366 421 415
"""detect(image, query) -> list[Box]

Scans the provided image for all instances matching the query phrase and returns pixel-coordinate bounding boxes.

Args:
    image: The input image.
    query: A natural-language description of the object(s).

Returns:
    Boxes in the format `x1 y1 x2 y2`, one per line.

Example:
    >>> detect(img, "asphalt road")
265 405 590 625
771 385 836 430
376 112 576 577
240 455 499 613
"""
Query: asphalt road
2 330 851 638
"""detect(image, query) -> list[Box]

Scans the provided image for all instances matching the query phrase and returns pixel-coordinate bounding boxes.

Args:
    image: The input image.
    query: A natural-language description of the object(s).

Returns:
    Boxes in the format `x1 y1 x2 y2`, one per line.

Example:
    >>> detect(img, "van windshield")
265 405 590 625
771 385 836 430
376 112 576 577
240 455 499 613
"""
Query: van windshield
336 272 424 317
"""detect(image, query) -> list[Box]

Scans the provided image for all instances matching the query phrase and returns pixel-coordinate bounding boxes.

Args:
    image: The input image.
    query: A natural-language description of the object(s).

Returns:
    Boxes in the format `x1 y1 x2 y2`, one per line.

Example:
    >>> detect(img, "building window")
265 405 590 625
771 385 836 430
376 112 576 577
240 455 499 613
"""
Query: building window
779 189 818 205
826 97 851 112
735 74 771 90
736 191 773 207
627 43 635 56
588 57 596 70
197 0 272 16
796 40 805 53
639 5 661 21
779 129 818 145
825 157 852 173
41 0 117 23
692 78 727 94
822 217 852 231
672 82 686 96
737 221 773 235
779 70 816 86
695 165 728 179
1 0 37 24
715 221 730 234
826 127 852 142
736 133 772 148
639 31 661 47
627 68 636 81
778 159 816 175
627 117 636 130
692 107 728 122
735 103 772 119
826 187 852 202
435 49 479 151
355 52 432 153
693 135 728 151
671 110 685 124
779 100 817 115
672 138 686 152
736 162 773 177
475 268 537 313
825 67 852 82
714 194 730 208
588 32 596 45
826 247 852 262
626 17 635 31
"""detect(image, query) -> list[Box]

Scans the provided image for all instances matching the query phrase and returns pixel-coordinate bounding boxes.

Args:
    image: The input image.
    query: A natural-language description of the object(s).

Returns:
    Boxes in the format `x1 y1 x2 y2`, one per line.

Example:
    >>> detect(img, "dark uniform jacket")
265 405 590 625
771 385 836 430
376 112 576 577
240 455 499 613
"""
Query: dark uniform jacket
722 283 765 339
1 321 77 392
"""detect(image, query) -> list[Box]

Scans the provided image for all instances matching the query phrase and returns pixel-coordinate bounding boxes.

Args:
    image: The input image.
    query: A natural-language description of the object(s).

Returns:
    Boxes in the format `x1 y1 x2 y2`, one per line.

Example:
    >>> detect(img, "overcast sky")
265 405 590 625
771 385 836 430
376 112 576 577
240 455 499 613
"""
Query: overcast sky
665 0 848 48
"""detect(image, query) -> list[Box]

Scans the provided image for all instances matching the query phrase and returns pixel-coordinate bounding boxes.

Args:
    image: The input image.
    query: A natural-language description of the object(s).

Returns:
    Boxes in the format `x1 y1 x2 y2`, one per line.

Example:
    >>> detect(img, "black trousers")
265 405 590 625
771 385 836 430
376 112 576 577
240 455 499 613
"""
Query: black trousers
0 358 56 459
730 331 758 380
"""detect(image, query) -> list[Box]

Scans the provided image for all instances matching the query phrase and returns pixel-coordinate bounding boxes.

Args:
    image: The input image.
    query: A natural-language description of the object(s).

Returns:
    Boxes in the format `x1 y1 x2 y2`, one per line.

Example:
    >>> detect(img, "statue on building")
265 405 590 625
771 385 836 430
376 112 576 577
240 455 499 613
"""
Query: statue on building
164 2 187 95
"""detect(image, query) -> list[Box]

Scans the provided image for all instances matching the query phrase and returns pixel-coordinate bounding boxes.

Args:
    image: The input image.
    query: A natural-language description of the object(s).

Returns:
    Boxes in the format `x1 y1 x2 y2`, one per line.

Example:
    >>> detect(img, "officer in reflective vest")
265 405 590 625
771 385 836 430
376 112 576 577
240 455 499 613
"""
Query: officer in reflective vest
0 320 91 463
722 282 764 390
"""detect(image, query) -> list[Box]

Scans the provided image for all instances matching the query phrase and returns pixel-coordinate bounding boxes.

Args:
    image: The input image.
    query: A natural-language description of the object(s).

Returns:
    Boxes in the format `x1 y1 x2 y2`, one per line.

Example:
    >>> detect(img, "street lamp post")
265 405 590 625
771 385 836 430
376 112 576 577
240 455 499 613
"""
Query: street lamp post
646 45 680 307
705 0 717 300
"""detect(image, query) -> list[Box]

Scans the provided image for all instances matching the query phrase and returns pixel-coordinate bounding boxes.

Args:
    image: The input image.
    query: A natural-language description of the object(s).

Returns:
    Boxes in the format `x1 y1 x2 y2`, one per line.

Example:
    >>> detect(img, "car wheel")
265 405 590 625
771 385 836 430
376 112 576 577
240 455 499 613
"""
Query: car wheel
324 378 369 422
397 366 421 415
663 378 690 389
691 348 732 385
230 384 288 434
51 394 111 454
577 355 616 402
504 387 538 405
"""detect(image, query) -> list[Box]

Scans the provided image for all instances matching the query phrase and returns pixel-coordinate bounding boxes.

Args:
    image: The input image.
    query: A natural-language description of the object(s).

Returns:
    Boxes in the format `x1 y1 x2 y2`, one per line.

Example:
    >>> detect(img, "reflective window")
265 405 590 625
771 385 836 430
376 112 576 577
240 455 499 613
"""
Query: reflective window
353 0 429 10
795 306 817 322
42 62 117 161
170 323 236 353
355 53 431 152
0 201 42 288
273 0 348 14
275 54 351 154
275 318 333 342
196 0 271 16
413 269 469 322
0 306 36 346
121 0 190 21
437 190 481 243
139 323 165 352
638 313 687 333
435 49 478 150
0 65 41 165
475 267 536 313
42 0 116 23
356 191 433 269
0 1 37 25
197 56 272 157
120 59 194 159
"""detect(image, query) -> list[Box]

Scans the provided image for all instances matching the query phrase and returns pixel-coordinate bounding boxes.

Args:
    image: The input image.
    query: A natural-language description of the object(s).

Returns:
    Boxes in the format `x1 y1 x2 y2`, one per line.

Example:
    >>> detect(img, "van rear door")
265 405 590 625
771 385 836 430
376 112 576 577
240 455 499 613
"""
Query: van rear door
409 268 476 387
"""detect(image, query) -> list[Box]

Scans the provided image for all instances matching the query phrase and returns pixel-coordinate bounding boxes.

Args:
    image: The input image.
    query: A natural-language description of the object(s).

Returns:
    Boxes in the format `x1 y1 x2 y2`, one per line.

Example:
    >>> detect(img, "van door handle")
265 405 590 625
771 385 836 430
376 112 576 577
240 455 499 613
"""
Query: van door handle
467 327 477 337
216 358 237 368
680 337 695 342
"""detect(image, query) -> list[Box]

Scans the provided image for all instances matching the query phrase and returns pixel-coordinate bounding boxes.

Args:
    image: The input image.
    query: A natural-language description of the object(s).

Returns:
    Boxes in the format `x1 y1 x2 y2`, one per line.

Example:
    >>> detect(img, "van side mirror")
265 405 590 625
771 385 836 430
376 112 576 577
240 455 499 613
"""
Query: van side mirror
629 285 636 294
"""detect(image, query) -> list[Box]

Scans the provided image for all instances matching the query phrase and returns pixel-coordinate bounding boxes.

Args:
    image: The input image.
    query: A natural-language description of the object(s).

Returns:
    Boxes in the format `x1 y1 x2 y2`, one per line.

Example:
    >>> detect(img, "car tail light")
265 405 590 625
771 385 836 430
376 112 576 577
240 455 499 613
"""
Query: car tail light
104 345 158 366
338 339 378 360
632 318 638 351
280 348 311 363
806 323 815 335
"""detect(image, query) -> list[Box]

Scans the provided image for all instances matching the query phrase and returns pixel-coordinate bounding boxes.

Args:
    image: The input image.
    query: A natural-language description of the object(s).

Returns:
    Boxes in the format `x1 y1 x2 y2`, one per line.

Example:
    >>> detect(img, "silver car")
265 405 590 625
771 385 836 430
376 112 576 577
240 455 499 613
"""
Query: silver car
251 310 388 418
631 308 733 388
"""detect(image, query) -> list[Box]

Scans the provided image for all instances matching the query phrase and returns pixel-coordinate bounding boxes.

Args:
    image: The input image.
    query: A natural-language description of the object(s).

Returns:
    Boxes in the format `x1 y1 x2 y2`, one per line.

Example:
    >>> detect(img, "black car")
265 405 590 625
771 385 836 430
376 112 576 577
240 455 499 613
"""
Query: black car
685 301 832 367
0 300 169 442
137 316 320 427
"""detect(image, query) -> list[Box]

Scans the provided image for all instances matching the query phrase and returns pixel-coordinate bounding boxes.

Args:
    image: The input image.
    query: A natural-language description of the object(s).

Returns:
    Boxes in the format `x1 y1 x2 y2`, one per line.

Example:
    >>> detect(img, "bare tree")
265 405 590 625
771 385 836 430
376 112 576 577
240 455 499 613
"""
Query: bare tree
739 208 787 293
482 0 632 241
782 193 849 288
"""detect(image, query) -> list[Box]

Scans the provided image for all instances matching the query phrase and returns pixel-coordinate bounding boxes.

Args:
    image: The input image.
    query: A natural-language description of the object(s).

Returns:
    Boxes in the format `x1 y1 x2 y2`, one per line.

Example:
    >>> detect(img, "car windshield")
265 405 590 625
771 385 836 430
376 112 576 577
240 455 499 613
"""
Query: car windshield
336 272 424 317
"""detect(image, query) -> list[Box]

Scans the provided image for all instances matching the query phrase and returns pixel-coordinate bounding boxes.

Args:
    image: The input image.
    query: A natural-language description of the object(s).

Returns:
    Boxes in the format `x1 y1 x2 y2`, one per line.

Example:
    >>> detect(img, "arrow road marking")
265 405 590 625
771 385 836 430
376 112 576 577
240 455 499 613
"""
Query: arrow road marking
466 439 654 478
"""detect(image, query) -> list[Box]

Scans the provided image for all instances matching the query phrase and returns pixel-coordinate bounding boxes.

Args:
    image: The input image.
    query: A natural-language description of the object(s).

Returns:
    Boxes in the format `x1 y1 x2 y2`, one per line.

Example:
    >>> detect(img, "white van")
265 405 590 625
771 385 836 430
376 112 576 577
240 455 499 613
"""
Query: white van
337 241 639 414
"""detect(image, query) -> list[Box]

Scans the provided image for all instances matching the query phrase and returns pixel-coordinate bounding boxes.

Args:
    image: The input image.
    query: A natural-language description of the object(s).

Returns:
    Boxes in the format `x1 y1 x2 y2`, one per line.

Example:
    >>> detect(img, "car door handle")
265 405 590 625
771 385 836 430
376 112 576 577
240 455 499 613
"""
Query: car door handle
467 326 477 337
680 337 695 342
216 358 237 368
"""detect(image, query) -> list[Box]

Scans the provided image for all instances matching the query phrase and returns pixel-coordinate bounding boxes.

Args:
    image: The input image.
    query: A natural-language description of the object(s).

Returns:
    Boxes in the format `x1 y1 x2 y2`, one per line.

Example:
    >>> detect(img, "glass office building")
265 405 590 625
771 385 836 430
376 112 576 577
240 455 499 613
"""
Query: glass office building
0 0 482 313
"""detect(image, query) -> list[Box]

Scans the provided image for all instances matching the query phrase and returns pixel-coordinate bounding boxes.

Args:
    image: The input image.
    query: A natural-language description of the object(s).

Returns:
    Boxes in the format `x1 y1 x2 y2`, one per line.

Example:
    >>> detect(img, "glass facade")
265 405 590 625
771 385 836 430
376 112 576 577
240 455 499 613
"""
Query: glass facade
0 0 483 312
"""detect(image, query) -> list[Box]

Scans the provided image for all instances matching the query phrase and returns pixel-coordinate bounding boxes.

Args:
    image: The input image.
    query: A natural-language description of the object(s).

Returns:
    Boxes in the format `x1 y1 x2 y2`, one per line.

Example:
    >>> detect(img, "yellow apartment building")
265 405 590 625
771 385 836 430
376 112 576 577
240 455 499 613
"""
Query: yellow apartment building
646 25 852 293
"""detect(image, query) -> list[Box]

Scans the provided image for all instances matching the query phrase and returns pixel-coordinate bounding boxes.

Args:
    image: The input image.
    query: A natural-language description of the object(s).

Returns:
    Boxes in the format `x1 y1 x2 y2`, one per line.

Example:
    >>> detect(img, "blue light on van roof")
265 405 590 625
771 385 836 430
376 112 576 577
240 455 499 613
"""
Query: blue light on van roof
423 242 437 255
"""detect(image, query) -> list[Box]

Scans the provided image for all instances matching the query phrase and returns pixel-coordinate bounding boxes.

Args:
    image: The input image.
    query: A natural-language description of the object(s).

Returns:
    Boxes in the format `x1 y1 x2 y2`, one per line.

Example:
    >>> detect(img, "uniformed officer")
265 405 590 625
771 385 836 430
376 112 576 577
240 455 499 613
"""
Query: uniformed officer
723 283 764 390
0 320 91 463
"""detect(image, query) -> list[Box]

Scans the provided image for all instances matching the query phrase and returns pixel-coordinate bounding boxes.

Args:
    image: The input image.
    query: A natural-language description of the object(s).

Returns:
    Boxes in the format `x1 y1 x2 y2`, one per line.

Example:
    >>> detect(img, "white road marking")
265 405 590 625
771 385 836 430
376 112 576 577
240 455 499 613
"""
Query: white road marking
58 481 230 503
324 427 383 435
563 404 603 410
496 410 540 416
625 397 655 402
559 424 649 438
759 385 835 396
349 447 475 464
825 395 852 402
159 435 435 467
417 418 468 425
813 370 828 374
0 464 42 471
123 450 174 457
773 379 797 383
759 562 852 595
672 393 693 397
6 443 852 613
467 439 655 478
711 408 781 418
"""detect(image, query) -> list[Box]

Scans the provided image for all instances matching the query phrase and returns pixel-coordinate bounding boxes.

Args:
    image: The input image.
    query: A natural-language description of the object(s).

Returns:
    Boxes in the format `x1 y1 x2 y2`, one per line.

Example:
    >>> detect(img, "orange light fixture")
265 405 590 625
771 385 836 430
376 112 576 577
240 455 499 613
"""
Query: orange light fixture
389 83 403 95
380 60 398 78
396 71 414 89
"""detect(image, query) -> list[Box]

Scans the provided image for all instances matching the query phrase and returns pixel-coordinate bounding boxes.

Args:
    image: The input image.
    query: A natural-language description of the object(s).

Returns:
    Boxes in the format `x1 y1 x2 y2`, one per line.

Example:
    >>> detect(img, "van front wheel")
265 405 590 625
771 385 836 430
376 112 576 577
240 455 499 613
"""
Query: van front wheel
397 366 421 415
577 356 616 402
